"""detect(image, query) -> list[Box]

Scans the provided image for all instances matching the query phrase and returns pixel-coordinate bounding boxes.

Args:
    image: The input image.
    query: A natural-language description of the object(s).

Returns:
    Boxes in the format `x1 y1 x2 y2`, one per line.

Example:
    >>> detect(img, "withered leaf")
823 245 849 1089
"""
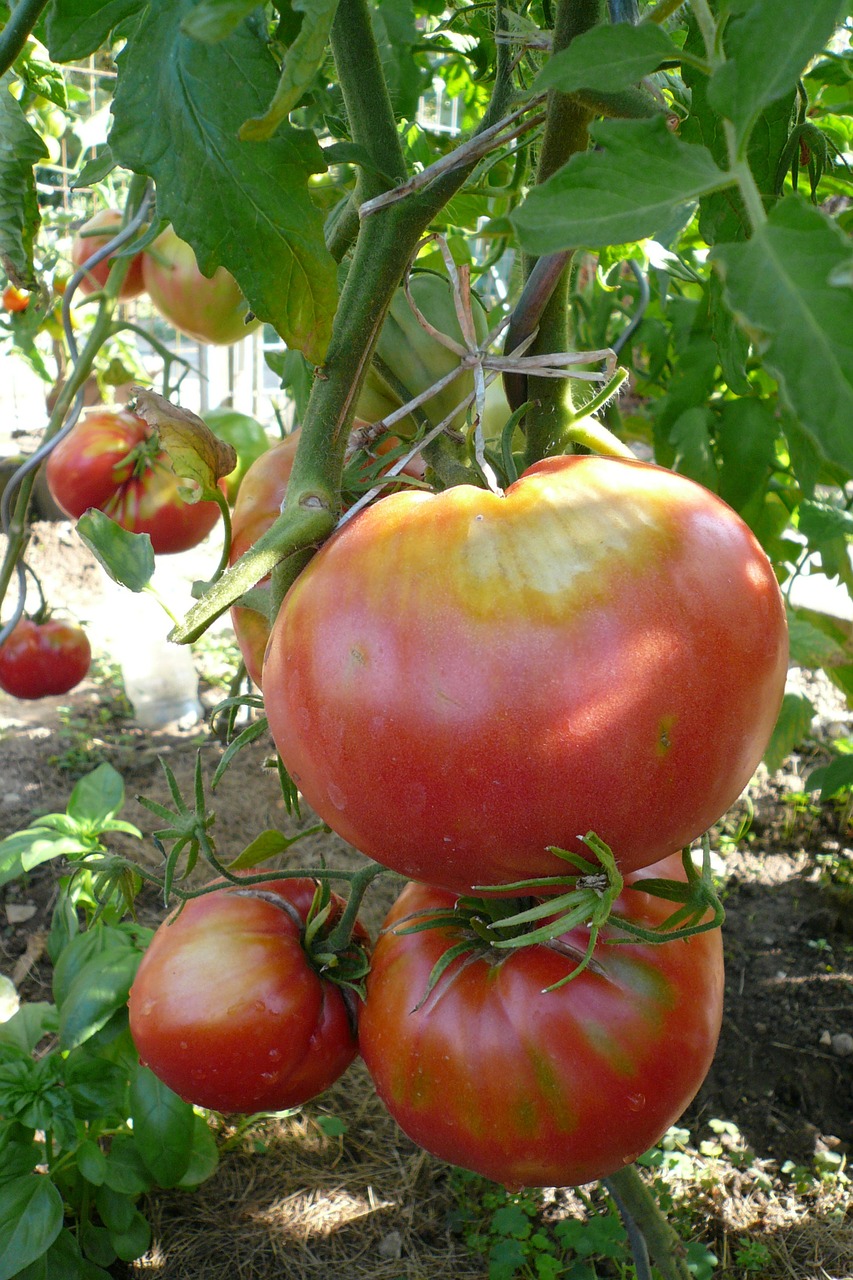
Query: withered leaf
131 386 237 497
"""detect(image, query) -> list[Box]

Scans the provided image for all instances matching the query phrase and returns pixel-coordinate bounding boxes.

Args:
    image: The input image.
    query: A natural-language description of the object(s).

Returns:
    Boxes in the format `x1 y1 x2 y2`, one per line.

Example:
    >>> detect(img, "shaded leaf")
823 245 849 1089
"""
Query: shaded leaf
512 117 731 253
787 610 850 670
180 0 260 43
109 0 337 361
534 22 682 96
716 397 778 512
764 693 815 773
129 1068 194 1188
0 73 48 287
0 1176 63 1280
58 951 140 1050
806 752 853 800
712 196 853 475
239 0 340 141
45 0 144 61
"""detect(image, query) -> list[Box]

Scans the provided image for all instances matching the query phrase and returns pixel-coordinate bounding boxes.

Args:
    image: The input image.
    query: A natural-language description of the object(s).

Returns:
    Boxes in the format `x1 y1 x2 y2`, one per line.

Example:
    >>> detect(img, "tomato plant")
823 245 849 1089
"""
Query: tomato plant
2 283 30 312
202 406 270 503
359 855 724 1189
128 877 367 1113
0 616 91 699
70 209 146 301
264 453 788 892
141 226 259 345
45 409 223 554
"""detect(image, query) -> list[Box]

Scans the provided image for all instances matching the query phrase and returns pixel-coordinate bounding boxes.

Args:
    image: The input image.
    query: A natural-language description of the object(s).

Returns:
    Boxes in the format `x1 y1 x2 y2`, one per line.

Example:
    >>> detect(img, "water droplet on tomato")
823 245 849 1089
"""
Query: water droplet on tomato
627 1093 645 1112
138 1000 154 1017
179 1041 188 1051
327 782 347 811
268 1048 282 1062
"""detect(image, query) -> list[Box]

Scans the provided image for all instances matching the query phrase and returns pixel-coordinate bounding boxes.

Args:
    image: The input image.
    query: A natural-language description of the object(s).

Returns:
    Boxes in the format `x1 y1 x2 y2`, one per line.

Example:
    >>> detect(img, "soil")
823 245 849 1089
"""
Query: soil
1 523 851 1279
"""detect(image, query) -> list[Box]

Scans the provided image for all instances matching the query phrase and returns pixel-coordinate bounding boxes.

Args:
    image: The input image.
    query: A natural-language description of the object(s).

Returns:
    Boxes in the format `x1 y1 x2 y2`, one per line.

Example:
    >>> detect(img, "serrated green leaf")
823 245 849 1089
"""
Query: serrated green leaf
716 397 778 512
76 510 155 592
799 499 853 542
239 0 340 140
109 0 337 361
534 22 682 96
512 117 732 254
711 196 853 476
805 752 853 799
708 0 841 147
0 72 48 287
129 1068 194 1188
0 1175 63 1280
764 693 815 773
45 0 145 62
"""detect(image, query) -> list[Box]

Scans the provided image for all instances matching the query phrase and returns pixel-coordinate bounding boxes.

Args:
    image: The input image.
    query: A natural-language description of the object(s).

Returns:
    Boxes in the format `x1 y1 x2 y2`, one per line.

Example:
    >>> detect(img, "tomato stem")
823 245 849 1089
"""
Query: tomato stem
604 1166 693 1280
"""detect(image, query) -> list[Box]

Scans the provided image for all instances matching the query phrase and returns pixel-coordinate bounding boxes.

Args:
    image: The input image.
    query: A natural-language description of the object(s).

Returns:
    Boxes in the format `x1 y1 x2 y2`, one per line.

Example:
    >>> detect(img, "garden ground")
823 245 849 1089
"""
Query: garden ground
0 523 851 1280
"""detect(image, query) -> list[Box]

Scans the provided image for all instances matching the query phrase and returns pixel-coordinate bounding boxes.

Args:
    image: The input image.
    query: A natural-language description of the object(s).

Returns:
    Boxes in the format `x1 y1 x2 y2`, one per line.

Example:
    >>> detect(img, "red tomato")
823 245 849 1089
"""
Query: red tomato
2 284 30 313
360 856 724 1189
128 878 366 1113
0 617 91 700
264 454 788 891
70 209 146 301
141 226 259 345
45 409 223 555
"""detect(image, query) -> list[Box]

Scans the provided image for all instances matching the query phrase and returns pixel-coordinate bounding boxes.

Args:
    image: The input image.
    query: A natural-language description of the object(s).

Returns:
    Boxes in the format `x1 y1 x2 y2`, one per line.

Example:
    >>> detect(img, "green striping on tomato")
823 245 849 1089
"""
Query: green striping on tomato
355 272 489 437
128 878 366 1114
0 617 91 700
45 409 223 555
141 226 259 345
359 856 724 1189
70 209 146 301
264 454 788 891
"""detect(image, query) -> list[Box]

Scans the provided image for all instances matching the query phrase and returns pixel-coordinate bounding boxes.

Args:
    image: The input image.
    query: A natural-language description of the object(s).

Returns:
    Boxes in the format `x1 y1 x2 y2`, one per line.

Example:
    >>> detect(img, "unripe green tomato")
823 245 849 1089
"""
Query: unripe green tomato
355 273 490 437
202 407 270 503
142 226 260 345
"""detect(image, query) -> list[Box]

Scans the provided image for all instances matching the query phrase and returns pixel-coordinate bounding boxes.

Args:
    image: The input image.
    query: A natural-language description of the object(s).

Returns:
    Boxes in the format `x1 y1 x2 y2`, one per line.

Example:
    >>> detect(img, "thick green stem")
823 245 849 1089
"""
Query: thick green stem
605 1166 693 1280
0 0 49 76
325 863 387 952
523 0 601 465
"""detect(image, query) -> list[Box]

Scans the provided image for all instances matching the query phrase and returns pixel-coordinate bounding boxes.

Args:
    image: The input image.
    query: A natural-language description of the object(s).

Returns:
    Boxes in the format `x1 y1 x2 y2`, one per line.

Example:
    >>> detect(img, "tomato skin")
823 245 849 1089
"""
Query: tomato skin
264 454 788 891
45 409 223 555
0 618 91 700
360 856 724 1188
128 878 364 1114
70 210 146 301
2 284 30 313
141 226 259 345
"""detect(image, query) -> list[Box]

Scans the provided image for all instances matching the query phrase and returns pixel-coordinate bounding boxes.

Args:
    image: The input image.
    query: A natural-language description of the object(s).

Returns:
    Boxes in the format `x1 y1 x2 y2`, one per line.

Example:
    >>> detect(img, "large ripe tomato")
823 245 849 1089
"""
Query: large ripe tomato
264 454 788 891
70 209 146 301
141 226 259 345
128 878 366 1113
0 617 91 700
359 855 724 1189
45 409 223 555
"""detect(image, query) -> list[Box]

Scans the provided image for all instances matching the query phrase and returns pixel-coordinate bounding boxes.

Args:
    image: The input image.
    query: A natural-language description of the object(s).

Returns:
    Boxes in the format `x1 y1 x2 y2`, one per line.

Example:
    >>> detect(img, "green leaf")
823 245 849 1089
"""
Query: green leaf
0 72 48 288
175 1113 220 1188
129 1067 194 1188
64 1053 128 1119
108 1210 151 1263
94 1183 135 1234
805 752 853 799
12 1226 87 1280
711 196 853 476
180 0 260 42
0 1175 63 1280
239 0 340 141
764 693 815 773
512 117 732 254
72 147 117 190
58 950 140 1050
0 831 90 890
534 22 682 96
67 764 126 829
0 1005 58 1056
101 1136 152 1197
52 927 137 1011
227 828 296 870
109 0 337 362
668 406 718 490
76 1139 108 1187
716 397 778 512
75 510 155 593
45 0 145 62
787 610 849 670
708 0 842 147
799 499 853 543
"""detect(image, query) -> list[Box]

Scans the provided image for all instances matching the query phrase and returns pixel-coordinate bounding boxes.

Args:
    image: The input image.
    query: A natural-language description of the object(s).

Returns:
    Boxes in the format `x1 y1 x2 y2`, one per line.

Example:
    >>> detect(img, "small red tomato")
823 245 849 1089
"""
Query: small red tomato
360 855 724 1189
70 209 146 301
0 618 91 700
2 284 30 313
128 878 367 1114
45 409 223 555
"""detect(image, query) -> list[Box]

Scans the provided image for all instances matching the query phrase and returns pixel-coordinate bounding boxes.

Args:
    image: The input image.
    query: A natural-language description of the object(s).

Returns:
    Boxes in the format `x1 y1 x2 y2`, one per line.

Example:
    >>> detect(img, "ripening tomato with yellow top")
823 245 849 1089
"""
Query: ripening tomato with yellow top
263 453 788 891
